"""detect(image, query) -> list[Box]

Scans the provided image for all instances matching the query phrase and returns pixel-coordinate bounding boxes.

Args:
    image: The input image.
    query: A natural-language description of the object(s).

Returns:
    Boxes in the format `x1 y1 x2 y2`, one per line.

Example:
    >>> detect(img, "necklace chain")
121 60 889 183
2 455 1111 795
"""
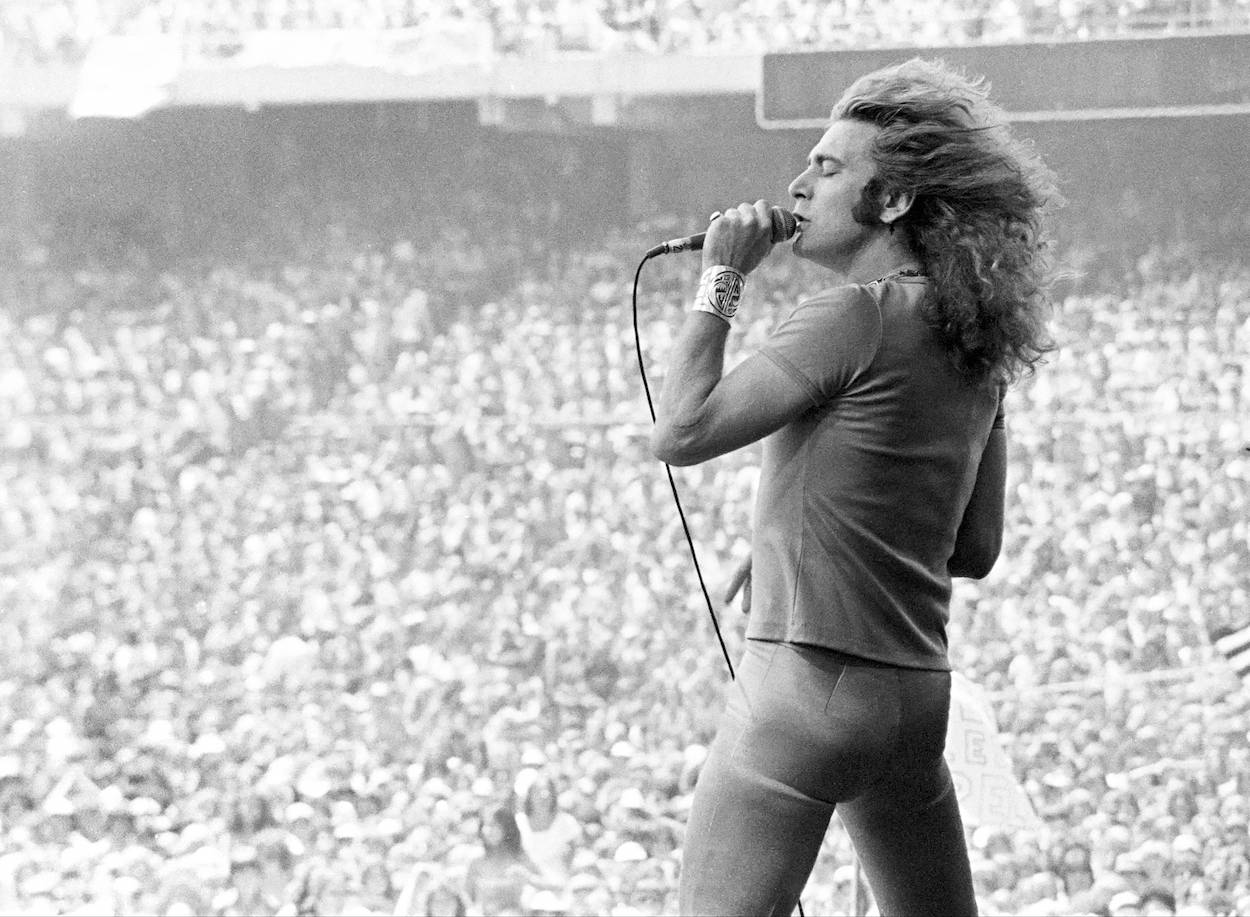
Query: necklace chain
870 267 926 285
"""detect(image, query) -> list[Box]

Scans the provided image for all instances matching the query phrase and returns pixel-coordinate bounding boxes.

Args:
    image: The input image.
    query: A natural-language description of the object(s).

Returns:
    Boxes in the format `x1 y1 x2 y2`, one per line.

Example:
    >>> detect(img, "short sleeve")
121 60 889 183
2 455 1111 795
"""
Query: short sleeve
757 286 882 408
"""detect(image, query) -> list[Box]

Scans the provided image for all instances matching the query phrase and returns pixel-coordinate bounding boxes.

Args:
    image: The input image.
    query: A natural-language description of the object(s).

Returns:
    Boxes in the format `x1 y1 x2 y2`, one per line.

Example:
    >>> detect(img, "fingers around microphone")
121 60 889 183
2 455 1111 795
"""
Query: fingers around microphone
724 201 774 237
705 202 778 250
718 203 758 233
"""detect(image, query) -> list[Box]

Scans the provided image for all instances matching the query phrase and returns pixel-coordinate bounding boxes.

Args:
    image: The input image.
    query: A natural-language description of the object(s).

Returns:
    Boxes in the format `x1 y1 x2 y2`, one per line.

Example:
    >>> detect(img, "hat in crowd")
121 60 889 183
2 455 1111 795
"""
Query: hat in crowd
1172 833 1203 856
188 732 226 759
0 755 24 780
613 841 648 862
1109 890 1142 915
422 776 455 799
43 793 75 817
97 783 126 814
616 787 648 813
229 845 259 874
571 848 600 873
513 766 540 800
284 801 316 823
329 799 357 826
296 760 336 800
522 888 570 914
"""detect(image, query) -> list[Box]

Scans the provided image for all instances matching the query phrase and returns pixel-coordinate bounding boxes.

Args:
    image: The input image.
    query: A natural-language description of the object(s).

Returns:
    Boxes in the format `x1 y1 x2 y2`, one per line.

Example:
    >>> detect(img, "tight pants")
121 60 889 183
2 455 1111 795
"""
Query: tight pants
679 639 977 916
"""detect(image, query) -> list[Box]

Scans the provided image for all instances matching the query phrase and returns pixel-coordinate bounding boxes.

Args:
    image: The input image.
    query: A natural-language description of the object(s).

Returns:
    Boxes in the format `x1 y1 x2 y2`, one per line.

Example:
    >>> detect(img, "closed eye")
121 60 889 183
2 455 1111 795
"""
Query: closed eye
808 153 843 176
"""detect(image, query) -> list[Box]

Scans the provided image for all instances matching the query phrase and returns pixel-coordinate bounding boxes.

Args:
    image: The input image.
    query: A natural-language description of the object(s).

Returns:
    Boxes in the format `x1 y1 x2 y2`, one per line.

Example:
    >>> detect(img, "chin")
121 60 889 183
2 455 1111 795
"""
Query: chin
791 235 826 267
791 233 811 261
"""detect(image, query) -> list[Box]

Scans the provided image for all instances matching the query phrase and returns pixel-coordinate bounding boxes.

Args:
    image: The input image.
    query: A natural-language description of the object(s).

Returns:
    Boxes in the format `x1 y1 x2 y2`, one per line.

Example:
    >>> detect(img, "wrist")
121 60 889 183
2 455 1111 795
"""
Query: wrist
691 264 745 325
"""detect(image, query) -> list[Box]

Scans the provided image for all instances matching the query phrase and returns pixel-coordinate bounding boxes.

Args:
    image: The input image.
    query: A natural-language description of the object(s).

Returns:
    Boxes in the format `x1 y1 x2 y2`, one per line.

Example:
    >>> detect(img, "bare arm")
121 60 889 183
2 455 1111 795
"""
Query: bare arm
651 201 811 466
650 336 812 466
948 426 1006 579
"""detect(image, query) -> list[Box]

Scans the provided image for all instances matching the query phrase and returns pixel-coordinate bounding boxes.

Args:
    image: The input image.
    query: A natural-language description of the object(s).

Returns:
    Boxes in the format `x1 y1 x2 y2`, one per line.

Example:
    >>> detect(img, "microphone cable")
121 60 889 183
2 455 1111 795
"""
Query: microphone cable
632 251 735 680
631 250 808 917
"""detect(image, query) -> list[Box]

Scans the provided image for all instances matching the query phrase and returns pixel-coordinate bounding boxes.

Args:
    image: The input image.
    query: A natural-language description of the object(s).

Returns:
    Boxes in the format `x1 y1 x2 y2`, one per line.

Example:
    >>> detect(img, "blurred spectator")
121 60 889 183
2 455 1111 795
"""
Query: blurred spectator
216 845 275 915
421 882 468 917
465 806 538 915
1141 886 1178 915
515 771 583 887
1057 842 1095 899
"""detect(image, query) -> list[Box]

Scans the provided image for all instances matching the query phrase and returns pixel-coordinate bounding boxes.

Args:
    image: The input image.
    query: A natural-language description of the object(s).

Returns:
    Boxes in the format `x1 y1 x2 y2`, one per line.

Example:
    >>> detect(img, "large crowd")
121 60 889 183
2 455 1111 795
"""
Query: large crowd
0 185 1247 917
3 0 1249 65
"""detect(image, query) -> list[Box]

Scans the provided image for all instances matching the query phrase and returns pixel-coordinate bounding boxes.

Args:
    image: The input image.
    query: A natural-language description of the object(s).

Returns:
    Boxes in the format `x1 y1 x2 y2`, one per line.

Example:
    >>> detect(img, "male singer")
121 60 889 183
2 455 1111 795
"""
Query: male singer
651 58 1058 916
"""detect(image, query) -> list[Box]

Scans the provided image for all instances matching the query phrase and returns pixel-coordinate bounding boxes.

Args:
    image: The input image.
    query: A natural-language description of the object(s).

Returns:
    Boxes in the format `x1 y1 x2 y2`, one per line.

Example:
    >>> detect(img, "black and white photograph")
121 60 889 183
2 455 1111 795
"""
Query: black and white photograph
0 1 1248 914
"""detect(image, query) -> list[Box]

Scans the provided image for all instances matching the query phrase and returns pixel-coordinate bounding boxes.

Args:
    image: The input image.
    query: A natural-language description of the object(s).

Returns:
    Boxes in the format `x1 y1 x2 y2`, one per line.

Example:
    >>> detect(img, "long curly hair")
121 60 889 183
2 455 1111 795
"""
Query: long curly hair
834 58 1060 385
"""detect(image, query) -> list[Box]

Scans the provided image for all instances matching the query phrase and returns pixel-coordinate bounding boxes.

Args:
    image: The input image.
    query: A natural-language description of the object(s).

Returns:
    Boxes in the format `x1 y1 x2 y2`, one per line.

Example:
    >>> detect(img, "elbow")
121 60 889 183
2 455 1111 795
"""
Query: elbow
948 535 1002 580
651 426 701 467
951 555 998 580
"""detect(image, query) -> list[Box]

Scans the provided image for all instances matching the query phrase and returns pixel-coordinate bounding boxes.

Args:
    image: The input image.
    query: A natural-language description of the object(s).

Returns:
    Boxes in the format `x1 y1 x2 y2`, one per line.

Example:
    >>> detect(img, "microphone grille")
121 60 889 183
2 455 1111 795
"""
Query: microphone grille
771 207 798 243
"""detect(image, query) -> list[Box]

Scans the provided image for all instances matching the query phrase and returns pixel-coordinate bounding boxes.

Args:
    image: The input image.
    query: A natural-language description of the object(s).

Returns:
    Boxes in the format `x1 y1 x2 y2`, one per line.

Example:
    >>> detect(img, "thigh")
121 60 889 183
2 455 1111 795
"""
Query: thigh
837 669 977 917
678 730 835 916
838 763 976 916
679 642 835 917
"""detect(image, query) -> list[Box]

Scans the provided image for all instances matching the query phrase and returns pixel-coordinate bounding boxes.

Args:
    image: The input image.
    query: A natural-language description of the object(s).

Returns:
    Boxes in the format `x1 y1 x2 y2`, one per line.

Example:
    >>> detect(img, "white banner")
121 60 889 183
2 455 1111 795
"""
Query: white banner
69 34 180 119
946 672 1042 831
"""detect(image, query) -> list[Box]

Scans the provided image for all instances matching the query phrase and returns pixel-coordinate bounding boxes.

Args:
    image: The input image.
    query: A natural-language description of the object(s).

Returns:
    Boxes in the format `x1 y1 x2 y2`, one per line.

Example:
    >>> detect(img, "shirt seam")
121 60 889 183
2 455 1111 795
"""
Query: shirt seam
758 349 822 410
859 282 888 381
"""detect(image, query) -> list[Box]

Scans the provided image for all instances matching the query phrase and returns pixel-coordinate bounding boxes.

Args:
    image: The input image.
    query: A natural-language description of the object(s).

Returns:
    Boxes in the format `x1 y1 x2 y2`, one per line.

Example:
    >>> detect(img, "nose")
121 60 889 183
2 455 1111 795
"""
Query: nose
788 168 810 203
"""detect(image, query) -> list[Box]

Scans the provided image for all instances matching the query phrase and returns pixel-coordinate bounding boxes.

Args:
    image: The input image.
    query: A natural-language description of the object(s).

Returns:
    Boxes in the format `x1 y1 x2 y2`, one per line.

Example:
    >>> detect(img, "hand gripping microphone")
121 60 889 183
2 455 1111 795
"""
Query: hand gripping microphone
645 207 798 258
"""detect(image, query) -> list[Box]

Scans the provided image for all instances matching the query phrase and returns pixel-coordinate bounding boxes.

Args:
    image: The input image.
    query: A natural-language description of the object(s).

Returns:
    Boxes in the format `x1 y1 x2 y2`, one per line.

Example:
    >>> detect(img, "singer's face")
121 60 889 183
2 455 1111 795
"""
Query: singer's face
787 119 882 271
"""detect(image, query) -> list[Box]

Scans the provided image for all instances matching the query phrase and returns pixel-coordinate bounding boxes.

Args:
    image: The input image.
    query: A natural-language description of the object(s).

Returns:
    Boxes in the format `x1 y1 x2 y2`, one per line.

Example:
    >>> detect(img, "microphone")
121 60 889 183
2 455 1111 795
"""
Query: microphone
646 207 797 258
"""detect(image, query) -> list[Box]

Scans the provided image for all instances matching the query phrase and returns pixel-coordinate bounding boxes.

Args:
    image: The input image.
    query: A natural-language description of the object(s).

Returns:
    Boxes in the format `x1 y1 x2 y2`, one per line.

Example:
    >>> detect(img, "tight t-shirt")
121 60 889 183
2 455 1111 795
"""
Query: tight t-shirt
747 276 1003 670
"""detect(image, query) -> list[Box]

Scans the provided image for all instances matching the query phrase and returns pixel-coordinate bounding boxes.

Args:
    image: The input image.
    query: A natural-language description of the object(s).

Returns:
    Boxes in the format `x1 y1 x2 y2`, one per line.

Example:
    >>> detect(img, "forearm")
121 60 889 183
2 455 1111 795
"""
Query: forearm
651 311 730 465
948 427 1006 579
947 533 1000 579
650 201 791 465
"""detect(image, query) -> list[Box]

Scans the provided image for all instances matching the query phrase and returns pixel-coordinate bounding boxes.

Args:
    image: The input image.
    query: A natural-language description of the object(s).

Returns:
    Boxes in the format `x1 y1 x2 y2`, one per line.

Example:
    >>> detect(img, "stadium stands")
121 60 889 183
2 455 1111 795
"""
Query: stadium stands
0 197 1247 912
3 0 1249 64
1 1 1248 912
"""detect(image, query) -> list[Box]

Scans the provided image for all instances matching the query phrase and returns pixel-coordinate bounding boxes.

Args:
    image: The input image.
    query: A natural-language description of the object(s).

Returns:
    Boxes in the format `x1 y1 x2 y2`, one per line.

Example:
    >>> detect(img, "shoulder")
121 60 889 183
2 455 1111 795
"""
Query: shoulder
793 283 882 322
771 283 882 344
767 283 883 357
759 283 883 401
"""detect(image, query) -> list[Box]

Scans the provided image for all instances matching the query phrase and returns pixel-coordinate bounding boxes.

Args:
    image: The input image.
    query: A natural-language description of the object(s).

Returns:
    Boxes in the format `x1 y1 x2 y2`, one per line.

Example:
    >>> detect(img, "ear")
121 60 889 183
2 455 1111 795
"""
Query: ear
880 188 915 228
